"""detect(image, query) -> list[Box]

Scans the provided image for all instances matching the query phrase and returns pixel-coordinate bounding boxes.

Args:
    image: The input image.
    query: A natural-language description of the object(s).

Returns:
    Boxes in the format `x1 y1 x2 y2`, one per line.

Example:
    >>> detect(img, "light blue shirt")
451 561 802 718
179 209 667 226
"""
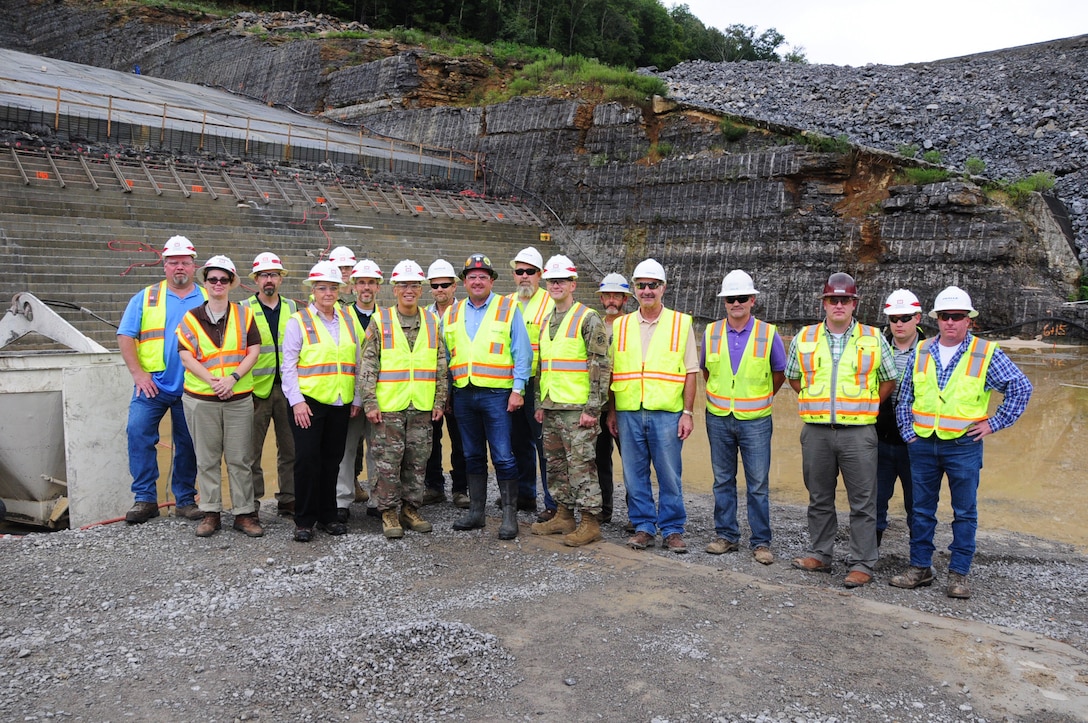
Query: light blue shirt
117 284 206 396
459 292 532 390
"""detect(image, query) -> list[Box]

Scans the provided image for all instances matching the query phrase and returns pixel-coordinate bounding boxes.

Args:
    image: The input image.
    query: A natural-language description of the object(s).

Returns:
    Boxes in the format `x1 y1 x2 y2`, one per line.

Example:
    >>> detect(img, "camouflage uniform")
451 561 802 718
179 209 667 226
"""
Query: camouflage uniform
536 306 611 515
357 307 448 512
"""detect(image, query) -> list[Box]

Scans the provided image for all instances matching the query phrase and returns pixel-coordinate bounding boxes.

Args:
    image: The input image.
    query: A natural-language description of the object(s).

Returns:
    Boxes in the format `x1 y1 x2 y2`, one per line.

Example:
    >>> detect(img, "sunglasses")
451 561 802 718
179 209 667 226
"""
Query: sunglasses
205 276 232 285
724 295 750 304
513 268 539 276
936 312 969 322
430 282 454 289
635 281 662 290
824 296 853 306
546 278 574 285
888 314 916 324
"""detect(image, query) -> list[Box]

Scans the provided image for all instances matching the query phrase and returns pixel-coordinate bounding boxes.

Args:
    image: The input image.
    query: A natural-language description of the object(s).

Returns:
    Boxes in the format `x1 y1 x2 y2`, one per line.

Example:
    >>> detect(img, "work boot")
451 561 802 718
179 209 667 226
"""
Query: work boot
497 478 520 540
125 501 160 524
174 504 205 520
420 489 446 506
399 504 433 533
195 512 221 538
946 571 972 599
452 474 487 531
354 479 369 503
563 511 602 547
381 509 404 539
232 513 264 538
530 504 575 535
452 492 471 509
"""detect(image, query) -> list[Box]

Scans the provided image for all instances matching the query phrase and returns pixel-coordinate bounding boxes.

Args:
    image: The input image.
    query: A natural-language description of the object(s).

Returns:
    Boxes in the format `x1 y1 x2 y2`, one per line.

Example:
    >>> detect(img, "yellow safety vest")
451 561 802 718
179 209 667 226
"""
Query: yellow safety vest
445 295 517 389
795 322 882 424
611 308 692 412
704 318 777 419
509 287 554 376
373 306 440 412
539 302 593 405
294 307 358 405
136 281 208 372
176 303 255 396
241 296 298 399
911 336 996 439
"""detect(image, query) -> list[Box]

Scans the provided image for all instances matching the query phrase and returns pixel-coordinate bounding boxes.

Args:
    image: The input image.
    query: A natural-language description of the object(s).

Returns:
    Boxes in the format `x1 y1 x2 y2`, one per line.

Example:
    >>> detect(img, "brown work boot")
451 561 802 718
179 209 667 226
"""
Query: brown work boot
354 479 369 503
381 509 404 539
888 565 935 589
232 513 264 538
195 512 221 538
626 531 656 550
420 489 446 506
663 533 688 554
563 511 602 547
706 538 739 555
173 504 205 520
125 501 160 524
530 504 576 535
399 504 433 533
945 572 972 599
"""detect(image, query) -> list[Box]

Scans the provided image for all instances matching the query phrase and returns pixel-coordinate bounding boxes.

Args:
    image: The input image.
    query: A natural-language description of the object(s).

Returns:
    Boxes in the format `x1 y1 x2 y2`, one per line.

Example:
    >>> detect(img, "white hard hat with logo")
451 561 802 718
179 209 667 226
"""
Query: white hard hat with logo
250 252 287 279
351 259 384 282
201 255 240 289
162 235 197 257
390 260 426 283
929 285 978 318
328 246 357 267
598 273 631 295
631 258 667 283
883 289 921 316
426 259 457 280
304 261 344 287
541 254 578 280
717 269 758 297
510 246 544 270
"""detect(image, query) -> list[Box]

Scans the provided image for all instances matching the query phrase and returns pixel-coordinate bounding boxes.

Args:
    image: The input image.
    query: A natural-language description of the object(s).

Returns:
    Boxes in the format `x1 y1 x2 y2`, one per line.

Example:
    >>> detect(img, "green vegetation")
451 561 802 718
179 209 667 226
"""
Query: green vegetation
922 149 943 165
720 119 748 142
475 52 666 104
1000 171 1056 204
798 132 852 154
140 0 250 14
896 144 919 159
1077 275 1088 302
901 167 952 184
655 141 674 157
965 156 986 176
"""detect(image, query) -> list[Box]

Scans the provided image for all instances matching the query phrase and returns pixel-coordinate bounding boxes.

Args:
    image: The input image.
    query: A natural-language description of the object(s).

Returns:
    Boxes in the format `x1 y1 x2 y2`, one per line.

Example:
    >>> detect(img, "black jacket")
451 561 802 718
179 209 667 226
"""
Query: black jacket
875 326 926 445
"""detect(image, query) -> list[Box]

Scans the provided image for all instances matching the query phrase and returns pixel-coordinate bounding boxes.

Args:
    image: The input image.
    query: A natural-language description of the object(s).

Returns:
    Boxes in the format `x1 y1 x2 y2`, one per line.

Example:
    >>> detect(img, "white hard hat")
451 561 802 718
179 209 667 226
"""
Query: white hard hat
350 259 384 282
250 252 287 278
717 269 758 297
929 285 979 318
304 261 344 287
201 255 240 289
510 246 544 270
598 273 631 295
632 258 667 283
328 246 357 267
426 259 457 280
162 235 197 257
541 254 578 280
390 259 426 283
883 289 921 316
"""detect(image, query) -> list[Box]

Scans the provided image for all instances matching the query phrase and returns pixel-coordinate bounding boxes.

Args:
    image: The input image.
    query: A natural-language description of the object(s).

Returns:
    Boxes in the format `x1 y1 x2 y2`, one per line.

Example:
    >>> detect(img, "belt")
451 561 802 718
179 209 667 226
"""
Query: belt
807 422 860 430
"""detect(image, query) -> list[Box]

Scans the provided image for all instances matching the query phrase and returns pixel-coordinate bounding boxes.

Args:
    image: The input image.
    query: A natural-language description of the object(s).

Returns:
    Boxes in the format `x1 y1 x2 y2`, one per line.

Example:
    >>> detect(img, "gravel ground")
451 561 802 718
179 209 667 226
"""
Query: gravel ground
2 481 1086 722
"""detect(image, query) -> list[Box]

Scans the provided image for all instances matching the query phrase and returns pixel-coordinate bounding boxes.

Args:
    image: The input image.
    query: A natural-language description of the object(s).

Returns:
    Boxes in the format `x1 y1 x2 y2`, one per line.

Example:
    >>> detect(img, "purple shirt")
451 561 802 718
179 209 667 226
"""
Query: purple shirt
700 316 787 375
281 303 356 407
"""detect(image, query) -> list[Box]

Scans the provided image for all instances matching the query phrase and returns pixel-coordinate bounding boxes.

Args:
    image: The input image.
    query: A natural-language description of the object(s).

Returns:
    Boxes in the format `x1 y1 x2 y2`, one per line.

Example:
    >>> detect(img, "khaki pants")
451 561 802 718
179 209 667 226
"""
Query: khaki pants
183 394 256 515
251 383 295 503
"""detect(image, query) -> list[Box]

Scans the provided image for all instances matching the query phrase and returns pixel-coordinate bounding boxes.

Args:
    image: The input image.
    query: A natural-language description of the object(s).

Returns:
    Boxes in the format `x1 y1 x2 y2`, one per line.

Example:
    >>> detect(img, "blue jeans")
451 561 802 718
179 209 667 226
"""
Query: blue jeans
617 409 686 538
876 440 914 535
453 386 518 481
127 389 197 507
511 378 554 507
706 413 772 548
907 435 984 575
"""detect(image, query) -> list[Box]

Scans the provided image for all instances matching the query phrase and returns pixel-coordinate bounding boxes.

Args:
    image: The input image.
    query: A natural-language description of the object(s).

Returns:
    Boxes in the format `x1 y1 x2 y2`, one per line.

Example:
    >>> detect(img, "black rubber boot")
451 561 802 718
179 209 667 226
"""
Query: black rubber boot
498 478 520 540
452 474 487 531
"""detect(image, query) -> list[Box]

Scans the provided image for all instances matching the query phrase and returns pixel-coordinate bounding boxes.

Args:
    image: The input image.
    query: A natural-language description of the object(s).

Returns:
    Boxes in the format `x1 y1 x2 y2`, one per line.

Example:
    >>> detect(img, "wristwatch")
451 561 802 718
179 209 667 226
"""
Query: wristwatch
513 387 525 396
230 371 241 382
682 409 693 416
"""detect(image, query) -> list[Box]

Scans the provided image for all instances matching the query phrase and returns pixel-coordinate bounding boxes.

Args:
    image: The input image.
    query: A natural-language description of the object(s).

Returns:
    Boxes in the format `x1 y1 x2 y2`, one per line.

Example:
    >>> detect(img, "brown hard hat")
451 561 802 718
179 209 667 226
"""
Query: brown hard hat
822 272 858 298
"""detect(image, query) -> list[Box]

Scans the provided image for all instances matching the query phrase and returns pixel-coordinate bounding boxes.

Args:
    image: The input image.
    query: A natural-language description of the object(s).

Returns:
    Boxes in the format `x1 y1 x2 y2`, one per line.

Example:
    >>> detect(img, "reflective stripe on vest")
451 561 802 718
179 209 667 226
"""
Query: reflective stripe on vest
177 303 255 396
795 322 882 424
510 287 554 376
374 306 440 411
241 296 298 398
610 308 691 412
137 281 208 372
445 296 516 388
911 335 995 438
539 302 592 405
294 307 357 404
703 318 776 419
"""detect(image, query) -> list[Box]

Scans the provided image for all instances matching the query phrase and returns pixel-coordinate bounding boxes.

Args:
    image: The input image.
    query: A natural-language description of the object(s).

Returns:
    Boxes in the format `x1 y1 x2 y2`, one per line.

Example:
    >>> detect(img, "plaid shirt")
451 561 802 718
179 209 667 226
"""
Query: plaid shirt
895 332 1032 441
784 319 899 382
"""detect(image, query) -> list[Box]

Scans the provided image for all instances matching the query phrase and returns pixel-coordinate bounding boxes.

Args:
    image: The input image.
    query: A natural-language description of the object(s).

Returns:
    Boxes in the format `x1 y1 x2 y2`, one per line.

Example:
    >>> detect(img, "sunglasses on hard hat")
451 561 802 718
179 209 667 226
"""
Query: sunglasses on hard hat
936 312 969 322
724 295 750 304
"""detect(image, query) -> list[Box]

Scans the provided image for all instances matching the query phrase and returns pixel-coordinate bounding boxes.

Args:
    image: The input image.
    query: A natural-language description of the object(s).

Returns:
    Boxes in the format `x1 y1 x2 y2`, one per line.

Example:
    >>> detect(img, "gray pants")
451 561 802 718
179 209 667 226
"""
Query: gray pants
251 383 295 503
800 423 878 573
183 394 256 515
336 412 374 509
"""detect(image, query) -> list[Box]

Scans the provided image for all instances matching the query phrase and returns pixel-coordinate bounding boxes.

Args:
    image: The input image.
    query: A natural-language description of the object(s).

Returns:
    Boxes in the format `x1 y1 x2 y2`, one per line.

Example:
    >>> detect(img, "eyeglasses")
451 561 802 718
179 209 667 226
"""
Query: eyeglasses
430 282 454 289
635 281 662 290
396 282 422 289
936 312 969 322
205 276 232 285
255 272 281 280
724 295 750 304
888 314 916 324
546 278 573 286
513 268 539 276
824 296 853 306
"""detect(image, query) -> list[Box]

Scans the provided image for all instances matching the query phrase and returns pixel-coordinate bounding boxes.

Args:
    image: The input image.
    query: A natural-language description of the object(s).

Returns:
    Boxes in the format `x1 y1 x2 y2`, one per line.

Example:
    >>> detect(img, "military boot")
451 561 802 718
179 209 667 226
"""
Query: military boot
563 511 602 547
452 474 487 531
530 503 576 535
381 509 404 539
497 478 520 540
399 504 433 533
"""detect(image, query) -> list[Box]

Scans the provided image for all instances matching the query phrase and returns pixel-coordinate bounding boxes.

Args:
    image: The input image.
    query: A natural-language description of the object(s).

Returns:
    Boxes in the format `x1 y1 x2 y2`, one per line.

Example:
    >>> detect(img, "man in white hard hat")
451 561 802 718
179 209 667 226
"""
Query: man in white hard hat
786 273 898 589
508 246 555 518
117 235 208 524
874 289 926 547
606 258 699 553
701 270 786 564
423 259 468 508
595 272 631 523
357 260 448 539
327 245 357 305
176 255 263 538
335 258 383 522
241 252 299 517
891 286 1032 599
529 256 611 546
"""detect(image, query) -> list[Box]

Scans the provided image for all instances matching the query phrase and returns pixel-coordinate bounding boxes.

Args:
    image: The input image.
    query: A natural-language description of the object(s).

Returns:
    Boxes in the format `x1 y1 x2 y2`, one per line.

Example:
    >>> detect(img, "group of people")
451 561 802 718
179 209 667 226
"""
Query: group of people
118 236 1032 599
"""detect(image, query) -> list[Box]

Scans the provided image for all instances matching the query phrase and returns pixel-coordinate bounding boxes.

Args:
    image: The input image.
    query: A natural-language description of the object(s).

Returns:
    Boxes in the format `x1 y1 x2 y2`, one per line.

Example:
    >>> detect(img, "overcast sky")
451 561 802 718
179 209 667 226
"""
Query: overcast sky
675 0 1088 66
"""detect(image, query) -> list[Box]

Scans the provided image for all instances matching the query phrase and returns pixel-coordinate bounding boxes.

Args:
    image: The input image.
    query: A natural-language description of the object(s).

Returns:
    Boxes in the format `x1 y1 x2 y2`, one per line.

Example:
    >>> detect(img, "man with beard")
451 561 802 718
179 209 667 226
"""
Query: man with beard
595 273 631 523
